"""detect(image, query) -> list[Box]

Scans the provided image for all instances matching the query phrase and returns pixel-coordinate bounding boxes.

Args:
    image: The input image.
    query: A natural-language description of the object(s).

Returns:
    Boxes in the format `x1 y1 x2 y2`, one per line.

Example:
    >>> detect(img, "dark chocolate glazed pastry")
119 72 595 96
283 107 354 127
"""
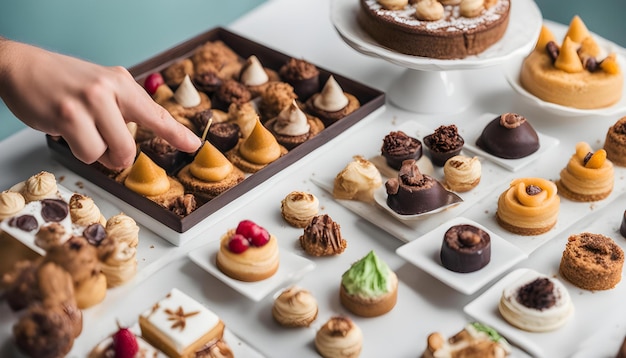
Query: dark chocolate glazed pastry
423 125 464 167
207 122 241 153
385 159 462 215
381 131 422 170
440 224 491 273
621 210 626 238
476 113 540 159
279 58 320 101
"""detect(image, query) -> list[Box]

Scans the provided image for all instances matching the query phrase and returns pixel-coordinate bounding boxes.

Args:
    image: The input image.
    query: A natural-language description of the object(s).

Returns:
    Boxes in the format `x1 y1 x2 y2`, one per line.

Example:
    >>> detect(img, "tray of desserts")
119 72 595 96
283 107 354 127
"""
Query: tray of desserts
46 26 385 246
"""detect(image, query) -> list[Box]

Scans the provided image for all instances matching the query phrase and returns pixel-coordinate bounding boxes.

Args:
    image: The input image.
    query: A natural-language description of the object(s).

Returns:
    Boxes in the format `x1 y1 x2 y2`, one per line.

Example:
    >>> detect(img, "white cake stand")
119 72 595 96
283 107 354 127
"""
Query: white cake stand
330 0 543 114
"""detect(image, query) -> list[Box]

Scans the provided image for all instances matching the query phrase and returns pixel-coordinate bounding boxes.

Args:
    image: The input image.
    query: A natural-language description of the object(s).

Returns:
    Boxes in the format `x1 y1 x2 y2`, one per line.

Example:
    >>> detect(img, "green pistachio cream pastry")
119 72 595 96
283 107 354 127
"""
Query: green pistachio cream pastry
339 250 398 317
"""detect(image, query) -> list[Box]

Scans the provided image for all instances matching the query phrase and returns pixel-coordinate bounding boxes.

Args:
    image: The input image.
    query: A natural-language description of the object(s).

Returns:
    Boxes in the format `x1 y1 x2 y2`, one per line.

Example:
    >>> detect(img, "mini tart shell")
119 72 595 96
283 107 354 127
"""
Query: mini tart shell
264 114 325 150
216 229 279 282
176 164 245 202
305 92 360 127
339 272 398 317
225 141 288 173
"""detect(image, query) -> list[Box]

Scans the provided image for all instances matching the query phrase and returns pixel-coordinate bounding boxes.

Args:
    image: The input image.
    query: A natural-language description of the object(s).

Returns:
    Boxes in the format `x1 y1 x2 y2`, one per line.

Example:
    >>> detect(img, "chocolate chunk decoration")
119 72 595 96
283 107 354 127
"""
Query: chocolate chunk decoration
516 277 556 311
9 215 39 232
41 199 69 222
83 223 107 247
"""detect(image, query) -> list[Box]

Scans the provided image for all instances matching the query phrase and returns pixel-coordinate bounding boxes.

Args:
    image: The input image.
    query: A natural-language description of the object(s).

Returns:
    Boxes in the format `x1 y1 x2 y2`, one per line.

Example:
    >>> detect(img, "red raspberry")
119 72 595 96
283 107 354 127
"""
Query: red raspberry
228 234 250 253
248 225 270 247
112 327 139 358
144 72 164 95
235 220 258 238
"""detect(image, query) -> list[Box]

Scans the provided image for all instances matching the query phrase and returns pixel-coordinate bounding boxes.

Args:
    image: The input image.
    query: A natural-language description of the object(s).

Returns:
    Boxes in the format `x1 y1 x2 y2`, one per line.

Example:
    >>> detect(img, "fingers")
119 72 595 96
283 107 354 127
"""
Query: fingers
56 97 108 166
112 66 201 154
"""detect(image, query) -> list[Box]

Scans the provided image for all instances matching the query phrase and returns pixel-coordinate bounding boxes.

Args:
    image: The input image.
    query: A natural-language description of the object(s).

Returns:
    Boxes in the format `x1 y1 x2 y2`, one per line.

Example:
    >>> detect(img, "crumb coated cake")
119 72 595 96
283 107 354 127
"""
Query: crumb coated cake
357 0 511 59
139 288 230 358
498 269 573 332
340 250 398 317
559 232 624 291
299 214 347 256
604 116 626 167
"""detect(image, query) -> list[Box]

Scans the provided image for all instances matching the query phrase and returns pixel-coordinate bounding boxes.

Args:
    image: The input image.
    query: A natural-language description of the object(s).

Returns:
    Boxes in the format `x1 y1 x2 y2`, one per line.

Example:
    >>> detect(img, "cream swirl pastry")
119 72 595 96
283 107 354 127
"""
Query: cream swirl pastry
239 55 269 87
315 316 363 358
314 75 348 112
443 155 481 192
173 74 202 108
19 171 59 203
105 213 140 247
272 100 310 136
97 237 137 288
281 191 319 228
333 155 382 203
69 193 107 227
0 190 26 219
272 286 318 327
499 270 573 332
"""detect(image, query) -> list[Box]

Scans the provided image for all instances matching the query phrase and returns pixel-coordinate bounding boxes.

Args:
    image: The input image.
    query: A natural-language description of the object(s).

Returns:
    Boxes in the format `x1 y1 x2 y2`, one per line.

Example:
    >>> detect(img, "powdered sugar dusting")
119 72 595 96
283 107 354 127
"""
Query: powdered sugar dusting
365 0 509 32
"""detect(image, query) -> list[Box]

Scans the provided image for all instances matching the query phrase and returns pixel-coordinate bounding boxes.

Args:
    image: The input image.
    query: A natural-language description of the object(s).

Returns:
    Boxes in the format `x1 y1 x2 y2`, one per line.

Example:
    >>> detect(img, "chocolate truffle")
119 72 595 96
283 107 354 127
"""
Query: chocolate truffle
207 122 241 153
621 210 626 238
193 70 223 95
385 159 462 215
423 125 464 167
139 137 190 175
279 58 320 100
476 113 540 159
381 131 422 170
440 224 491 273
211 79 252 112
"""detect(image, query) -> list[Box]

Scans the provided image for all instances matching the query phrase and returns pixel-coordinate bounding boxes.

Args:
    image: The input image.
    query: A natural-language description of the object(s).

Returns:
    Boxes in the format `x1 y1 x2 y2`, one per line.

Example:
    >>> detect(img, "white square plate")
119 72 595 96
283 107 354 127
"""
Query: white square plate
188 242 316 302
462 113 560 172
395 217 527 295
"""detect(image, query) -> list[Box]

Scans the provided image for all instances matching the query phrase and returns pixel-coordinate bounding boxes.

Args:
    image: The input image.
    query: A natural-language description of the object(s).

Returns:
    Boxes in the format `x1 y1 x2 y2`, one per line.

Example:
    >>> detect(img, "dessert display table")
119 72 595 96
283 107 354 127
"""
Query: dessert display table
1 0 626 357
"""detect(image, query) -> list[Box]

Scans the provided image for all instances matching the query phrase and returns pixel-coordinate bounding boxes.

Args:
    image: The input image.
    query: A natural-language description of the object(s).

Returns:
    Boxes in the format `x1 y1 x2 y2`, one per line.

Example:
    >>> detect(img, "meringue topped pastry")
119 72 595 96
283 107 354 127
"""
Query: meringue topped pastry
239 55 279 97
443 155 481 192
0 190 26 219
272 286 318 327
333 155 382 203
315 316 362 358
162 74 212 119
18 171 59 203
281 191 319 228
305 75 360 127
265 99 324 150
385 159 462 215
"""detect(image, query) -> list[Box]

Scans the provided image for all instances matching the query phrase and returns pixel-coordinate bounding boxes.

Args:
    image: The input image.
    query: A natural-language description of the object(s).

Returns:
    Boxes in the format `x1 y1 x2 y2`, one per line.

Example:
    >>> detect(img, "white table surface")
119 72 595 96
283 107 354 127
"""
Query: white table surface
2 0 626 357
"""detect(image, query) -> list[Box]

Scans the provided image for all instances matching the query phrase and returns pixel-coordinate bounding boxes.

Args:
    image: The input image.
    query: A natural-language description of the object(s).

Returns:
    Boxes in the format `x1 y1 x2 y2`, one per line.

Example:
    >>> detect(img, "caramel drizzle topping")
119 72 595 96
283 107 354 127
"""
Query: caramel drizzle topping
165 306 200 331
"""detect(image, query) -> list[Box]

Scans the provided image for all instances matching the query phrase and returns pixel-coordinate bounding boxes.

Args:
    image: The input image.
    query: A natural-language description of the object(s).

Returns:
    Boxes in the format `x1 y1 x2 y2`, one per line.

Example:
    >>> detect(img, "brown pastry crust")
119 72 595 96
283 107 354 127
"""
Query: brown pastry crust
264 114 325 150
225 141 288 173
559 232 624 290
305 92 360 127
176 164 245 201
604 117 626 167
339 273 398 317
495 214 554 236
357 0 510 59
555 180 612 202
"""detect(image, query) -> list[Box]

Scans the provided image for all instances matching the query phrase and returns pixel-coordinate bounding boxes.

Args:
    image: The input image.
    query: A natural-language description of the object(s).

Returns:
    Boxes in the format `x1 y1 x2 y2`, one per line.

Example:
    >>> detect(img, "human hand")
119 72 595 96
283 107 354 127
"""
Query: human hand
0 39 201 169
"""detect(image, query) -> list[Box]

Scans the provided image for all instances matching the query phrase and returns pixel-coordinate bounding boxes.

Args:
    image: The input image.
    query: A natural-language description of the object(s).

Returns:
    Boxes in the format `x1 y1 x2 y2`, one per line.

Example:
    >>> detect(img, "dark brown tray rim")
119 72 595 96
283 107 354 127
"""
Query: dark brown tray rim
47 27 385 233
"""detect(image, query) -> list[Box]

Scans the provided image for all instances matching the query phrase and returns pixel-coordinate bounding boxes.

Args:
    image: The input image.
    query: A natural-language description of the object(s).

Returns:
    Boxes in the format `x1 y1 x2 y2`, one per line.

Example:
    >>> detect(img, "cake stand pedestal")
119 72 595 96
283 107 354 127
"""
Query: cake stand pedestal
330 0 542 114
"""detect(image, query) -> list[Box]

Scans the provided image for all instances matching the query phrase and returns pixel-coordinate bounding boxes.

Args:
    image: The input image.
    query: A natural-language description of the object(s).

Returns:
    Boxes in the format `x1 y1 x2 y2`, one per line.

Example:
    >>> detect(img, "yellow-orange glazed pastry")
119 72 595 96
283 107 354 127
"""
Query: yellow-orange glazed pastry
226 116 288 173
305 75 360 127
216 220 279 282
299 214 347 256
315 316 363 358
122 152 185 207
443 155 481 192
333 155 382 203
340 250 398 317
556 142 614 202
272 286 318 327
177 141 245 202
496 177 560 235
559 232 624 291
264 99 325 150
281 191 319 228
422 322 512 358
520 18 623 109
604 116 626 167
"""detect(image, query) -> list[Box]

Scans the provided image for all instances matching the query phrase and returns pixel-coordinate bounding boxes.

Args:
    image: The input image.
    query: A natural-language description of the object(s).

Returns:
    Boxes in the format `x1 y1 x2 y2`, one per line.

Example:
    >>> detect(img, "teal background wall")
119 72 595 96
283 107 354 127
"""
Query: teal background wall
1 0 625 140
